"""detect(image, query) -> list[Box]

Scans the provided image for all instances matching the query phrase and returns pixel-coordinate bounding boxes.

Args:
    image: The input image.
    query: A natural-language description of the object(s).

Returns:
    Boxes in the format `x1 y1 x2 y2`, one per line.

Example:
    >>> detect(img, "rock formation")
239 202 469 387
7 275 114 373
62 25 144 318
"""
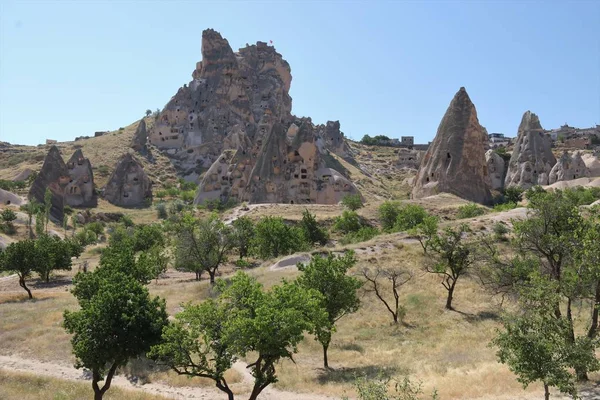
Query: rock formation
151 28 358 204
412 87 492 204
65 149 97 207
104 153 152 207
0 188 23 206
28 145 69 222
315 121 353 159
505 111 556 189
131 119 148 154
485 150 507 191
548 151 589 184
396 148 422 169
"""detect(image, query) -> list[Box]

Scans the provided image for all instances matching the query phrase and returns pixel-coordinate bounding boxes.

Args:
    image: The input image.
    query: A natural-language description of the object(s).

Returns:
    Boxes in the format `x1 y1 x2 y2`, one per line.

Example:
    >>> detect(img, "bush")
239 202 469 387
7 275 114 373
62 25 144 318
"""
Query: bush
341 194 363 211
493 222 509 241
253 216 305 259
563 187 600 206
456 203 486 219
333 210 363 234
378 201 402 231
96 165 110 176
394 204 428 232
200 198 238 212
75 229 98 246
155 190 168 200
234 259 252 269
504 186 524 204
168 200 186 216
85 221 105 236
166 187 180 197
493 202 518 212
340 226 379 245
156 203 168 219
181 190 196 203
120 214 134 227
0 208 17 234
299 209 328 246
178 179 197 192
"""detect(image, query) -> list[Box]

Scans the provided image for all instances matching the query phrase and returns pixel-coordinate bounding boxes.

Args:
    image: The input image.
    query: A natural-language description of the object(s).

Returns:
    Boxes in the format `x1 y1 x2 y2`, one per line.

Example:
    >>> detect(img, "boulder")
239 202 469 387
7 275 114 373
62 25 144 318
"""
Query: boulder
485 150 506 191
0 189 23 206
104 153 152 207
581 152 600 177
28 145 69 222
131 119 148 154
12 168 33 182
412 87 492 204
548 151 589 184
65 149 97 207
505 111 556 188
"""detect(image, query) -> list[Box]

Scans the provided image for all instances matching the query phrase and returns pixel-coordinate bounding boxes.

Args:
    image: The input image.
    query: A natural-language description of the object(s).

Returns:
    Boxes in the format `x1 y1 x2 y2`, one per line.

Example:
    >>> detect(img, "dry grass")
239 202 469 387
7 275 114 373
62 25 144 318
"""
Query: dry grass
0 369 170 400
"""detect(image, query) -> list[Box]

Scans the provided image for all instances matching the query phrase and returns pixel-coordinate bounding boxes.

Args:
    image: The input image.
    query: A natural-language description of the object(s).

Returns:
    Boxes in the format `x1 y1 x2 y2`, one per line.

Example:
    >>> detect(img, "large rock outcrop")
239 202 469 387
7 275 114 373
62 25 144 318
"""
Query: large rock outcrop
0 189 23 206
486 150 507 191
28 146 69 222
397 148 422 170
505 111 556 188
315 121 353 160
548 151 589 184
412 87 492 204
104 154 152 207
65 149 97 207
131 119 148 154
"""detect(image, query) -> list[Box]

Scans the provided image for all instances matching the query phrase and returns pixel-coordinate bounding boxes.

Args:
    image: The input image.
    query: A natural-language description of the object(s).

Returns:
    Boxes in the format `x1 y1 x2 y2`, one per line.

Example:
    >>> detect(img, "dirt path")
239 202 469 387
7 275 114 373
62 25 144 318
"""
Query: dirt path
0 355 339 400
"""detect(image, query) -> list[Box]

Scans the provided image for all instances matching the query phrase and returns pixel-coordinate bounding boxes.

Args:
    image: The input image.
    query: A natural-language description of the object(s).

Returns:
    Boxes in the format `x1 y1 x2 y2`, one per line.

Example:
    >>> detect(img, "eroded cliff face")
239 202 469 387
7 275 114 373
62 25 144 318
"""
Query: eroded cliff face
412 87 492 204
65 149 96 208
486 150 507 191
315 120 353 160
29 146 69 222
104 153 152 207
152 28 358 205
505 111 556 189
549 151 589 184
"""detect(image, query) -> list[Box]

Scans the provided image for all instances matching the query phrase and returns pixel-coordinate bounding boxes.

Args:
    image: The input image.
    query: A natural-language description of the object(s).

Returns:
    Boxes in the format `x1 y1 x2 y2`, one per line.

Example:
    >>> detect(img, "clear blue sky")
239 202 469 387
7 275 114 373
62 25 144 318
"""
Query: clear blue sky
1 1 599 146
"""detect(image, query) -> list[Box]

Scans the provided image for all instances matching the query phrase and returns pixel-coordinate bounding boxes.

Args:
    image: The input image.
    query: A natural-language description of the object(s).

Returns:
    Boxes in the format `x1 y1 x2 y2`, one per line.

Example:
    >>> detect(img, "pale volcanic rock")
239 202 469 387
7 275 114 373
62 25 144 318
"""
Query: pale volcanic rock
412 87 492 204
505 111 556 189
0 189 23 206
104 153 152 207
396 148 422 170
548 151 589 184
315 120 353 159
28 146 69 222
131 119 148 154
582 152 600 177
65 149 97 207
485 150 506 191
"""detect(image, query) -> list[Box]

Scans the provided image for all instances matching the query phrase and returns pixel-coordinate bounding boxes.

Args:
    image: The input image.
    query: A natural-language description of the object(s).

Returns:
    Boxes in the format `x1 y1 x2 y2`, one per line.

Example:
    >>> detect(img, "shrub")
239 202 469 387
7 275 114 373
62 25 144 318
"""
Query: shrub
166 187 180 197
96 165 110 176
181 190 196 203
341 194 363 211
504 186 524 204
156 203 168 219
178 179 197 191
155 190 168 200
253 216 305 259
234 259 252 269
456 203 486 219
85 221 105 236
394 204 428 232
0 208 17 234
378 201 402 231
563 187 600 206
493 202 518 212
340 226 379 245
168 200 186 216
299 209 328 246
120 214 134 227
333 210 363 234
493 222 509 241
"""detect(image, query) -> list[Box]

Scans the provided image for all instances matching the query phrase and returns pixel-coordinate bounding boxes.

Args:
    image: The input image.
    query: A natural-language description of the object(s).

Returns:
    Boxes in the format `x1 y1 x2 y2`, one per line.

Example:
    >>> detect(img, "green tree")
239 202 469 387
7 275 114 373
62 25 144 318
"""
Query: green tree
394 204 428 232
35 234 73 282
296 251 362 368
20 200 41 238
35 210 45 237
456 203 486 219
333 210 363 234
378 201 401 231
0 239 38 298
1 208 17 234
132 224 165 252
150 272 325 400
64 272 168 400
145 109 152 117
299 209 328 246
503 186 524 204
341 194 363 211
252 216 303 259
231 216 255 259
43 188 52 233
425 224 477 310
173 213 233 283
409 215 439 254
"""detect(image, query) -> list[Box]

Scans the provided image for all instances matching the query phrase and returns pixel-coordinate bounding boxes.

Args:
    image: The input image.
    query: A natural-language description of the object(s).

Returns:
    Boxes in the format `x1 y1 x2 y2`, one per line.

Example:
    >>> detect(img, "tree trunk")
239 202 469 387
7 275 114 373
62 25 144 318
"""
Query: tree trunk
588 280 600 339
445 281 455 310
544 383 549 400
19 276 32 299
322 344 329 369
195 271 201 281
215 381 234 400
92 363 118 400
208 270 216 285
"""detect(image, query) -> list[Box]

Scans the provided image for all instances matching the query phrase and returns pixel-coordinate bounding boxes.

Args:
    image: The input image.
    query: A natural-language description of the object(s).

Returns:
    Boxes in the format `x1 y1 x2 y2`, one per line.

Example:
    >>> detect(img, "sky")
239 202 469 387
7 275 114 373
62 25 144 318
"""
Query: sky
0 1 599 146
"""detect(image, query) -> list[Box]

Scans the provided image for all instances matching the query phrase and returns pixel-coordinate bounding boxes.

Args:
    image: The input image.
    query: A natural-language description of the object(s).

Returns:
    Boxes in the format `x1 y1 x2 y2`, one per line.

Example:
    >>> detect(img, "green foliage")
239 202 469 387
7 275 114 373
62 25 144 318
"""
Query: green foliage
0 179 26 191
360 134 392 146
492 202 517 212
341 194 363 211
156 202 168 219
0 208 17 234
297 251 362 367
339 226 379 245
155 190 167 200
378 201 402 231
168 200 187 216
63 205 74 215
456 203 486 219
231 216 255 259
199 198 238 212
0 239 37 298
493 146 508 156
299 209 329 246
149 272 325 399
145 109 152 117
120 214 134 227
75 229 98 247
173 213 233 283
64 272 167 400
563 186 600 206
334 210 363 234
43 188 52 232
503 186 524 204
100 235 166 285
409 215 439 254
394 204 428 232
35 210 45 237
178 178 198 192
344 375 438 400
492 222 509 241
591 135 600 145
181 190 196 203
96 164 110 177
85 221 105 236
253 216 305 259
132 224 165 252
20 200 41 238
34 234 73 282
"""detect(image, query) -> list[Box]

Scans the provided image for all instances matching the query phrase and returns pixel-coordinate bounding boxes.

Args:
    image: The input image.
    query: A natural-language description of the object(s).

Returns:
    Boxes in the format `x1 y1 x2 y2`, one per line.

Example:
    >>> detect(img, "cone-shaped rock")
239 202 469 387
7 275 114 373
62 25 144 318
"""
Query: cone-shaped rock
104 153 152 207
65 149 97 207
412 88 492 204
28 145 69 222
505 111 556 188
486 150 507 191
548 151 589 184
131 119 148 154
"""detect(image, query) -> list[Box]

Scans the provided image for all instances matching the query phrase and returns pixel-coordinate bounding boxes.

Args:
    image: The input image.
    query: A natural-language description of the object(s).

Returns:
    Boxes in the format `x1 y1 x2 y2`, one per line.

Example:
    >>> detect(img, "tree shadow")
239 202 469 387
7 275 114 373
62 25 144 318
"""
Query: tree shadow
317 365 400 384
452 309 500 323
338 342 364 354
31 277 72 289
0 295 54 304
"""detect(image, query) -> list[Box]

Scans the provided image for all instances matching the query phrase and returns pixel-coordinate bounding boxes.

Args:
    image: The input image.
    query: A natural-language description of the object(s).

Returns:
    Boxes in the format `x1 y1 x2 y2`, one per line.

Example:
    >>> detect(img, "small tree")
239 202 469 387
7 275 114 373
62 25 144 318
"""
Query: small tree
231 216 255 259
145 109 152 117
1 208 17 234
297 251 362 368
362 267 412 324
394 204 428 232
173 214 233 283
409 215 439 254
20 200 40 238
504 186 524 204
425 224 477 310
299 209 328 246
64 272 168 400
253 216 303 259
378 201 401 231
35 234 73 282
43 188 52 233
333 210 363 234
341 194 363 211
456 203 485 219
0 239 38 298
